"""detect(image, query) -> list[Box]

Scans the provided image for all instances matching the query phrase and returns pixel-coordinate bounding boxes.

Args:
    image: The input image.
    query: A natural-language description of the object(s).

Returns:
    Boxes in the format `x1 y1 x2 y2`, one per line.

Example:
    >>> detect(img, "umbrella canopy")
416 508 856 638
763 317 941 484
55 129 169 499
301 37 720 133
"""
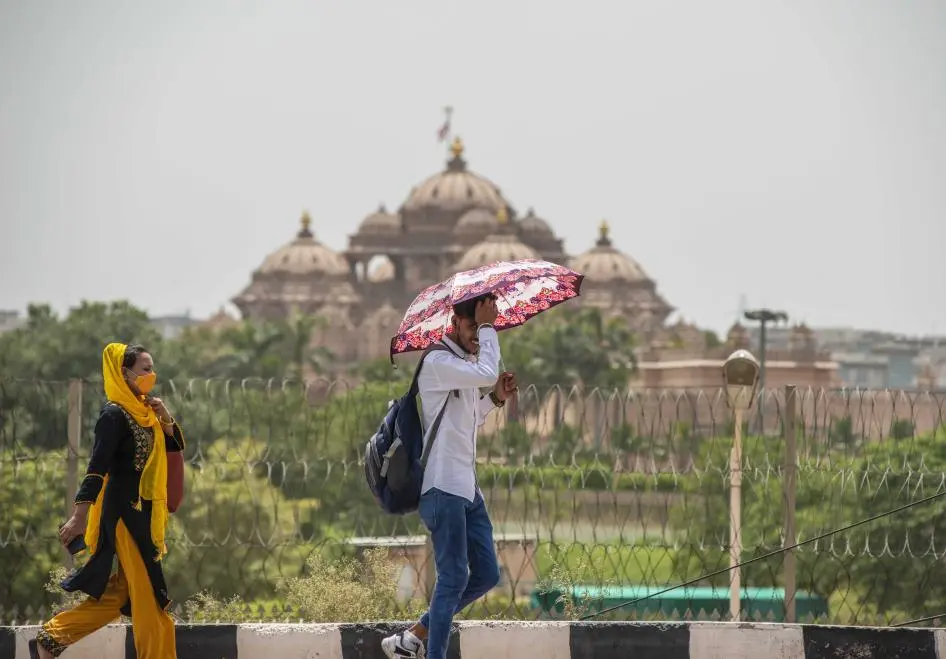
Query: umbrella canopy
390 259 584 358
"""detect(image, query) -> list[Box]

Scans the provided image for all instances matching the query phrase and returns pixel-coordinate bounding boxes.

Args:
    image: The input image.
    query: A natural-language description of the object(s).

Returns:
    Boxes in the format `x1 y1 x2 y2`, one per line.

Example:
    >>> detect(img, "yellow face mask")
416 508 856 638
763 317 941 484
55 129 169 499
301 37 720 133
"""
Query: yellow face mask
127 370 157 395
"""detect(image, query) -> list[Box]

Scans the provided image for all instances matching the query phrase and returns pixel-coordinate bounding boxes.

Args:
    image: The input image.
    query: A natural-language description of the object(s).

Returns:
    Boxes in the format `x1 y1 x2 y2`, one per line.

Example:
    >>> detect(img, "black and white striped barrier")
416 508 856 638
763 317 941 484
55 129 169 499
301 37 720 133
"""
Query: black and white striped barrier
3 621 945 658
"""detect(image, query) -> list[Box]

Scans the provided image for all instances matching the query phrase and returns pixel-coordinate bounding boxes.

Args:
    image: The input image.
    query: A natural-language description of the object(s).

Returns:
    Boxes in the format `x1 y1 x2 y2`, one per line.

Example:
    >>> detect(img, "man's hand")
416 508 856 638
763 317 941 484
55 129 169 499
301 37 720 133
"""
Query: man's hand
474 296 499 326
493 372 518 402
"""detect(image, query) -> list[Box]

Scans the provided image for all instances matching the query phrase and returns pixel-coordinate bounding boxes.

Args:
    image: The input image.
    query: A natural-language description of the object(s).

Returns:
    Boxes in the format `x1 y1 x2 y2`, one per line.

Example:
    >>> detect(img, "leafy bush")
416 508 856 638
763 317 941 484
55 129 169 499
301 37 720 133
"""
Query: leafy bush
185 548 425 623
477 464 686 493
535 550 618 620
45 566 86 613
284 548 424 622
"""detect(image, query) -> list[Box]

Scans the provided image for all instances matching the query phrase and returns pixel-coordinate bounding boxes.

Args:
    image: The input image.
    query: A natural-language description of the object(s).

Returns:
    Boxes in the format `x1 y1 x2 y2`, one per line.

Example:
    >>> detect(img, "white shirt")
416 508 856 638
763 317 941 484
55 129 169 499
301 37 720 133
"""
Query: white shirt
418 326 501 502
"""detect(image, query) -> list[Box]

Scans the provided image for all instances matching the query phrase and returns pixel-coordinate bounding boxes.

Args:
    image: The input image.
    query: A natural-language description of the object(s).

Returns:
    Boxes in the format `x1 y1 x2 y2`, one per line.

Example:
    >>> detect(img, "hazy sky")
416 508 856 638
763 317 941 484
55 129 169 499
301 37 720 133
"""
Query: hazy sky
1 0 944 336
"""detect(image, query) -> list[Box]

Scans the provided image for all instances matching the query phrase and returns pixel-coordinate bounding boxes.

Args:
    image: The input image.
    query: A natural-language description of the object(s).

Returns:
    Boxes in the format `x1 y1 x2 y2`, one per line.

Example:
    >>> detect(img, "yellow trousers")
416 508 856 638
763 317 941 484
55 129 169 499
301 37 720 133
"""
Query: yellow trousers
39 520 176 658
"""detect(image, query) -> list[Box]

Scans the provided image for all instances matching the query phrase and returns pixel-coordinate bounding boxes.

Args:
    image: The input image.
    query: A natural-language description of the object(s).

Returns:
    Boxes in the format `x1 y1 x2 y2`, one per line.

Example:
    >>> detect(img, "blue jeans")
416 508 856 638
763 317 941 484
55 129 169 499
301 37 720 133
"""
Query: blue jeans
418 488 500 659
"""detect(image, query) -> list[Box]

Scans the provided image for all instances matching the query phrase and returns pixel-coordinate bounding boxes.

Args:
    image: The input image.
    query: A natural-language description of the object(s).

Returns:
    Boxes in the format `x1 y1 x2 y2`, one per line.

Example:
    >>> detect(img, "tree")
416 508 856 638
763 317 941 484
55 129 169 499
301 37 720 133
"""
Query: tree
0 452 69 614
828 427 946 620
209 322 288 379
704 330 722 349
257 381 422 538
500 307 637 450
170 378 420 540
181 314 336 382
501 306 637 391
159 324 231 381
0 301 164 450
353 358 413 385
0 301 164 382
279 313 334 381
164 438 319 603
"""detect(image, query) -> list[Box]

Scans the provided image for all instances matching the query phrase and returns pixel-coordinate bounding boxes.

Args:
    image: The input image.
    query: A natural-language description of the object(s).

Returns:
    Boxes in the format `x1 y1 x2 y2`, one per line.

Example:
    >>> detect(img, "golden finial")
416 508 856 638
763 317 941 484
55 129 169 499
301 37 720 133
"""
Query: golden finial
298 210 313 237
599 219 610 238
496 207 509 225
450 135 465 158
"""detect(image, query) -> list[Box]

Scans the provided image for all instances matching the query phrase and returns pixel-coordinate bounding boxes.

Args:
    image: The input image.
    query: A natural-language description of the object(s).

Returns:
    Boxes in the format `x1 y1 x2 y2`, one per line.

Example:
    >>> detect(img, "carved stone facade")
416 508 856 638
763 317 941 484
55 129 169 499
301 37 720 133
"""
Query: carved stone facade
231 137 674 365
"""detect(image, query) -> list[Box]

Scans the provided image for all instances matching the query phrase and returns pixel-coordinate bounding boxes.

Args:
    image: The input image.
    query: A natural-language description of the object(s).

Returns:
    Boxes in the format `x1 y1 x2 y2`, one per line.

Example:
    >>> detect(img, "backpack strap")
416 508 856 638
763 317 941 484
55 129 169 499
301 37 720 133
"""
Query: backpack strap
420 387 452 469
407 342 462 395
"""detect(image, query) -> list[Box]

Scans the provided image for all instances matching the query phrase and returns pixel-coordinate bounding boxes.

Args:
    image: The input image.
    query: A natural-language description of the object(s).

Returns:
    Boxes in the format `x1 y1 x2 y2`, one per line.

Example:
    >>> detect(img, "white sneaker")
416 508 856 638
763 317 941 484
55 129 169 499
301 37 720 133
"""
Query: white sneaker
381 630 426 659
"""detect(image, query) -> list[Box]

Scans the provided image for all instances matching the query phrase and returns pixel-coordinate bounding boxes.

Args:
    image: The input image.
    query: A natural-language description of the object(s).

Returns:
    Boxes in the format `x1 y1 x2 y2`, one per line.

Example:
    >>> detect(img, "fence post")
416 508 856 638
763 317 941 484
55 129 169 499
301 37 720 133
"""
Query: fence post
783 384 797 623
64 379 83 570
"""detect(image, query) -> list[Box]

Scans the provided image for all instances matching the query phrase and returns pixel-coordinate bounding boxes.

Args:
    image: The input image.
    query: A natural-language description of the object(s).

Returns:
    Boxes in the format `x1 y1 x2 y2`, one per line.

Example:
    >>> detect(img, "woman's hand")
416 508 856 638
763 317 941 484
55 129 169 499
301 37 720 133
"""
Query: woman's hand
148 397 173 424
59 505 89 548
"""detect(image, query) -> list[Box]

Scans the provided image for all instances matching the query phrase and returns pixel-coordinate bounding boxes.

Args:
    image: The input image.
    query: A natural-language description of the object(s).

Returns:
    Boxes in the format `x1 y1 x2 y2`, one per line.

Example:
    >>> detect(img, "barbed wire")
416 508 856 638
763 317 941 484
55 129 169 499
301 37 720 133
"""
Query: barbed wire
1 378 945 626
580 488 946 620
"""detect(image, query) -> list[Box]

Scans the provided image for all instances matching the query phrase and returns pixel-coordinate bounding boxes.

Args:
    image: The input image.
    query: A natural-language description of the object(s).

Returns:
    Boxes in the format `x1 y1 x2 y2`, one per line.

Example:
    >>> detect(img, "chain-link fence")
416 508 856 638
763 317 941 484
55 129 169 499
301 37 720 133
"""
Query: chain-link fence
1 378 945 626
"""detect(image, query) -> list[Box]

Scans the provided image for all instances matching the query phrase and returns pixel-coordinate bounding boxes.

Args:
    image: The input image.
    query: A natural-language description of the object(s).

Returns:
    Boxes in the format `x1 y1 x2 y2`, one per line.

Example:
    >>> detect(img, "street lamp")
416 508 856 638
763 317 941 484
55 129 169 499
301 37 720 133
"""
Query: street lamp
743 309 787 432
722 349 761 622
742 309 788 396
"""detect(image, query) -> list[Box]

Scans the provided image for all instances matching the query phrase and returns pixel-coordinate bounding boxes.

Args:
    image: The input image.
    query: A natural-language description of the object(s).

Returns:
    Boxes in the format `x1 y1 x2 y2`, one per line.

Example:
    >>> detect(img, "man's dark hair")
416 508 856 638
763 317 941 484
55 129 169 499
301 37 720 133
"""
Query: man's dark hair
122 344 150 369
452 293 497 321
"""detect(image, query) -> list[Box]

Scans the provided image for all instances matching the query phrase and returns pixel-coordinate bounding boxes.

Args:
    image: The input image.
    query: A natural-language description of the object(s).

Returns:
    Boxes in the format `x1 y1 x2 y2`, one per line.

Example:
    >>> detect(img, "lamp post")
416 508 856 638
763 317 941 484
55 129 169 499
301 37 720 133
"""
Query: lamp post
723 349 761 622
743 309 787 431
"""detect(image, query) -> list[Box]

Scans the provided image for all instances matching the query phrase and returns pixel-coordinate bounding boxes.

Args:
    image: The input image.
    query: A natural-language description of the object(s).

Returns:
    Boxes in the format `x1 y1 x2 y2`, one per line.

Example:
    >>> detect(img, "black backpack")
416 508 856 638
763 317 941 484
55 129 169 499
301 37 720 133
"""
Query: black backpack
364 343 459 515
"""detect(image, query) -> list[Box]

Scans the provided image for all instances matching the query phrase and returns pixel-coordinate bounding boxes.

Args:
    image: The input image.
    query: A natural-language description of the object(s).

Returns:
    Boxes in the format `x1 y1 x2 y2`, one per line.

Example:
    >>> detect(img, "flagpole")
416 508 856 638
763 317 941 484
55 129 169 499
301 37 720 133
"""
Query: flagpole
438 105 453 144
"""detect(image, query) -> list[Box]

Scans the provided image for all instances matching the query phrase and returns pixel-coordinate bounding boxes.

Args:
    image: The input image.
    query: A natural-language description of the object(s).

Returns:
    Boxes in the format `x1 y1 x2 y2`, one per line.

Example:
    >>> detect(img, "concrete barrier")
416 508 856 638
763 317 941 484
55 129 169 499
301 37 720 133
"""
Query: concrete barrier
3 621 945 658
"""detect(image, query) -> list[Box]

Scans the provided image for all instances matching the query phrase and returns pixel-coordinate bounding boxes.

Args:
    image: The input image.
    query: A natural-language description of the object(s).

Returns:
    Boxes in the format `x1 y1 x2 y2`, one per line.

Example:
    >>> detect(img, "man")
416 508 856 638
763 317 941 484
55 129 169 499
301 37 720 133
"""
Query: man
382 292 517 659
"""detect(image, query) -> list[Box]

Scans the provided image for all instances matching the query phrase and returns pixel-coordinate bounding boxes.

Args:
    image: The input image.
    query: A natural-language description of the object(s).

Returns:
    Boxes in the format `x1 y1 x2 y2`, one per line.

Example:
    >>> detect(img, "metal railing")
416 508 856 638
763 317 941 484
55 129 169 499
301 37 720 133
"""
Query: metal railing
1 378 944 625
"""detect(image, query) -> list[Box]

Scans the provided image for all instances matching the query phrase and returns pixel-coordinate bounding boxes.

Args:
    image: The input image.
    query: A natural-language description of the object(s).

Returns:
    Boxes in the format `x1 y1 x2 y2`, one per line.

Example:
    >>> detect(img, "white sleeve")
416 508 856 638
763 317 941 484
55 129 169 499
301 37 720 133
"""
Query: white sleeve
422 327 501 391
476 393 497 427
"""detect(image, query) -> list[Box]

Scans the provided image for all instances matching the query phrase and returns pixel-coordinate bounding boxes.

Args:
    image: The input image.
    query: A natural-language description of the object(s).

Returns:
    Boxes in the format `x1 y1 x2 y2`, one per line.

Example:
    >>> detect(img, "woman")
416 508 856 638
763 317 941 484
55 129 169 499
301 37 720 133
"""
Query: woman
33 343 184 658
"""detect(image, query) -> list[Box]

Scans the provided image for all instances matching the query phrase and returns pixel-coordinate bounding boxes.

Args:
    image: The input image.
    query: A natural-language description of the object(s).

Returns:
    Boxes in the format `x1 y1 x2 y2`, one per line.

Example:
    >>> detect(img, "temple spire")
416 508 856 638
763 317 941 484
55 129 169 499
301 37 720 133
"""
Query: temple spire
446 135 467 172
298 210 313 238
596 219 611 247
450 136 464 158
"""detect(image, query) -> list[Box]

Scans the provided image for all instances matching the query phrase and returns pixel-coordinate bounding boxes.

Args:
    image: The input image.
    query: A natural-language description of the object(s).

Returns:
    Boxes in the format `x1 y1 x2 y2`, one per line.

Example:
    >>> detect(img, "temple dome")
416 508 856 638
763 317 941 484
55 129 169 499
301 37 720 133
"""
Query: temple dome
401 137 509 214
357 204 400 235
257 212 350 278
569 221 650 283
454 209 539 271
519 207 554 239
455 208 498 239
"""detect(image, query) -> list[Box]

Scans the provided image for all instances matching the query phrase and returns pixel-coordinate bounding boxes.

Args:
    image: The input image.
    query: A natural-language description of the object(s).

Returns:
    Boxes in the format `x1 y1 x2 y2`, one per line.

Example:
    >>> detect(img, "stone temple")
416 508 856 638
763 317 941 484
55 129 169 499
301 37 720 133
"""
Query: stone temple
231 136 675 365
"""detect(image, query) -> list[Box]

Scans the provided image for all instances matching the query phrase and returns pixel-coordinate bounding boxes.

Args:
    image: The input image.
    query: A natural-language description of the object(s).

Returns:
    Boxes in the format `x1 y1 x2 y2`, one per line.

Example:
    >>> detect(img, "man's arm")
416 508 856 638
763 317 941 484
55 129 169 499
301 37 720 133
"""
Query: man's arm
423 326 502 390
476 393 498 427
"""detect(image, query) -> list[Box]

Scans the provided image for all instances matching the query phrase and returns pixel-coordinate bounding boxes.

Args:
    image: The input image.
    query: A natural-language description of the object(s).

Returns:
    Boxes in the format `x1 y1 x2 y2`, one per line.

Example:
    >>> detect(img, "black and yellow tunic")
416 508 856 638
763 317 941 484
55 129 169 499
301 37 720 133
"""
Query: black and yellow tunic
61 402 184 613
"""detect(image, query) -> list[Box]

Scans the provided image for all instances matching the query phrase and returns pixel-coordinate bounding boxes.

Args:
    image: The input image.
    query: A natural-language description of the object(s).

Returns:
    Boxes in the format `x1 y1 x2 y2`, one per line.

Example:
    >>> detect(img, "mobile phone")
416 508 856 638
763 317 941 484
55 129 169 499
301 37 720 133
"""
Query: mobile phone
67 535 87 554
59 523 87 555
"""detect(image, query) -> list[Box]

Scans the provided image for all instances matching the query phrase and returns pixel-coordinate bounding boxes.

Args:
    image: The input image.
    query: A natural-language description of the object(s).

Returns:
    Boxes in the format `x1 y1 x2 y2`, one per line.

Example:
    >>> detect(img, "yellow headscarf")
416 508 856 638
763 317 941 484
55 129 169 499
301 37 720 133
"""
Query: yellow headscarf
85 342 169 560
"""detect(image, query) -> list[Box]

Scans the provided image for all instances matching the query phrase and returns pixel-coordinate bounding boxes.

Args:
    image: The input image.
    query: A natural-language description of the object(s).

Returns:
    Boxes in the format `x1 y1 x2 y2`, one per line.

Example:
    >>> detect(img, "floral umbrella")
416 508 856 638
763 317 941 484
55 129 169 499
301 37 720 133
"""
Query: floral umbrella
390 258 585 358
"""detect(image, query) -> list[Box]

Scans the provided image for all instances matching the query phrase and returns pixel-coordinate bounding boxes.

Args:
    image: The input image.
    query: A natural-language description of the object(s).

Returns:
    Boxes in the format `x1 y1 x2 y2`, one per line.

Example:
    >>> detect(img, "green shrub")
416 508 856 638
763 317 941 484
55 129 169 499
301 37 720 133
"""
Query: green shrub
184 548 425 623
477 464 686 493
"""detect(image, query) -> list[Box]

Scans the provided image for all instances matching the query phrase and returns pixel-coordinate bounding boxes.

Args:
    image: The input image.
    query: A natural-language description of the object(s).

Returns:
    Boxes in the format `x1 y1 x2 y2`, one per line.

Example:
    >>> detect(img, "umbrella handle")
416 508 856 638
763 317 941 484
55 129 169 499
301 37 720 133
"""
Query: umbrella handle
508 388 519 418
